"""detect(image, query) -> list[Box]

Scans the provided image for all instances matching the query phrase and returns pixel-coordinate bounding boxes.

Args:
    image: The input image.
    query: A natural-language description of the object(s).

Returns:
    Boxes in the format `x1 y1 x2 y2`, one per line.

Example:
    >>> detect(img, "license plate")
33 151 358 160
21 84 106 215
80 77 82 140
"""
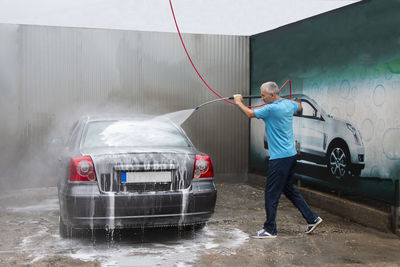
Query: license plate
121 171 172 183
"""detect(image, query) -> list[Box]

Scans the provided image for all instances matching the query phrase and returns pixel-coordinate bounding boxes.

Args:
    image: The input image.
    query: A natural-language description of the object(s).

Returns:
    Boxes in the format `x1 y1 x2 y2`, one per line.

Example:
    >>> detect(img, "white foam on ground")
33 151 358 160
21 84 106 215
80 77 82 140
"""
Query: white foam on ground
7 179 249 266
68 226 248 266
7 198 59 213
19 225 248 266
19 227 50 263
20 228 48 248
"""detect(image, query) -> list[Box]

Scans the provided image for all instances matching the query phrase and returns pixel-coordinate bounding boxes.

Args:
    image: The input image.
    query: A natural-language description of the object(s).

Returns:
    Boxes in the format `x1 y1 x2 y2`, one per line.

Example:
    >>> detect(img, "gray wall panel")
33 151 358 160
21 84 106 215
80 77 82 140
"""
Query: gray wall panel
0 24 249 189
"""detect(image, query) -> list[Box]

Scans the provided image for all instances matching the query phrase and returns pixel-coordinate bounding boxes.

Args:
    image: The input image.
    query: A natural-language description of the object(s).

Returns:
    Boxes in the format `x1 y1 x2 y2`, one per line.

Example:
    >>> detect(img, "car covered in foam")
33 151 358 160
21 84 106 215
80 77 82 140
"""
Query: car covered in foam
57 115 216 237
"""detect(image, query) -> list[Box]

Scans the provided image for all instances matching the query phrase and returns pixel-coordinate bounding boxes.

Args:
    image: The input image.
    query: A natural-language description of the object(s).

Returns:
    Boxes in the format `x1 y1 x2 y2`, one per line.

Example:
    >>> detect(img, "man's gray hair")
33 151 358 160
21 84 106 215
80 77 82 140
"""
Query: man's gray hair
260 81 279 95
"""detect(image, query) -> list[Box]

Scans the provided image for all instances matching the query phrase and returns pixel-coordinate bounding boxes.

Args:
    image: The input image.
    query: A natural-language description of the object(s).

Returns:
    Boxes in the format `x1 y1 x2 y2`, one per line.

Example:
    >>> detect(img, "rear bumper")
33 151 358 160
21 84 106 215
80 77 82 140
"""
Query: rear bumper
59 181 217 229
68 211 213 229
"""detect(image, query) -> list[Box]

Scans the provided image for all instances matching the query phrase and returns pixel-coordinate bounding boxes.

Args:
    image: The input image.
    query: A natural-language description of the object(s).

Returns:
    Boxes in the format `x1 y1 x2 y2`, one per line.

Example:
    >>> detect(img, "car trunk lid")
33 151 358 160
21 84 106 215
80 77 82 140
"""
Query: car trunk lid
86 148 196 193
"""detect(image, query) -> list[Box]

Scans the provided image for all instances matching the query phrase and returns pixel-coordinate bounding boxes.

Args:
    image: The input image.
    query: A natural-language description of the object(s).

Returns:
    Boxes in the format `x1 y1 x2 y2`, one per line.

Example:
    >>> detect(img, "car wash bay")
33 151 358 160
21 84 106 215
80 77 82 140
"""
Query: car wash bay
1 0 400 266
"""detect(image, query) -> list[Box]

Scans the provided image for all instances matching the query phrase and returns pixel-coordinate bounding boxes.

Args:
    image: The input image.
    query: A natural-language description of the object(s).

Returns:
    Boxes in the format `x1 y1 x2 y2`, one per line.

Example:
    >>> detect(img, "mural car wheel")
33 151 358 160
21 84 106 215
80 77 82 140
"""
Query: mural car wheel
351 167 362 177
328 146 350 179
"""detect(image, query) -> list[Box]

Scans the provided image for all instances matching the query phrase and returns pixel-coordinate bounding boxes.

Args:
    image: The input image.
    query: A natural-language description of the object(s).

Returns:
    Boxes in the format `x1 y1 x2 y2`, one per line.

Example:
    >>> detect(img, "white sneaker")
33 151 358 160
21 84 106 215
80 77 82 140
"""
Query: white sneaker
251 229 277 239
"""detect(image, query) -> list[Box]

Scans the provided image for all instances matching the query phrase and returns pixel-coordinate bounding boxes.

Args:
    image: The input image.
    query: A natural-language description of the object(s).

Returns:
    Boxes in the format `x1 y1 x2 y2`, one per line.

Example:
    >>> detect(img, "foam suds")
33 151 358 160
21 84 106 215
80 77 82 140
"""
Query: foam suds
16 211 249 266
105 192 115 236
7 198 59 213
96 120 189 148
22 226 249 266
179 188 190 225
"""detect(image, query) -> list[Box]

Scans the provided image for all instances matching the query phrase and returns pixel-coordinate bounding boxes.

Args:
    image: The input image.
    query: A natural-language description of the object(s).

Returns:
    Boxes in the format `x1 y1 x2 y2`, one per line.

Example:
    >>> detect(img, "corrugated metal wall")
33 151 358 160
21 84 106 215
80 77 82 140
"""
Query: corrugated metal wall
0 23 250 189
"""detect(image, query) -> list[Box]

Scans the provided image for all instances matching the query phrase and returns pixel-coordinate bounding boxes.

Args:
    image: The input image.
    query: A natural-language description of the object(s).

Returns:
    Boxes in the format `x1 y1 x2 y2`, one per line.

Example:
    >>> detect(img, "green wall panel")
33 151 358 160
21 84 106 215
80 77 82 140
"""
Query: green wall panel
249 0 400 204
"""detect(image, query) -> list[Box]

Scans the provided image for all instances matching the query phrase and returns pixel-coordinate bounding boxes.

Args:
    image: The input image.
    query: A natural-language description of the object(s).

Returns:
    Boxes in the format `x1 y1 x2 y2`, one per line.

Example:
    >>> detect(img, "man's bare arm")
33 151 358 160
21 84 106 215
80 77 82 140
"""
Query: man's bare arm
233 94 256 118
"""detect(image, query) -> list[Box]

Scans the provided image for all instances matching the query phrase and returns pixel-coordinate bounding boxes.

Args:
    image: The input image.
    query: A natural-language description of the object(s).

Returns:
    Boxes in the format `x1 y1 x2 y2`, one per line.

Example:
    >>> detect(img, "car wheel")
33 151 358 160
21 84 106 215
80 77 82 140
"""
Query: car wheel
328 145 350 179
351 167 362 177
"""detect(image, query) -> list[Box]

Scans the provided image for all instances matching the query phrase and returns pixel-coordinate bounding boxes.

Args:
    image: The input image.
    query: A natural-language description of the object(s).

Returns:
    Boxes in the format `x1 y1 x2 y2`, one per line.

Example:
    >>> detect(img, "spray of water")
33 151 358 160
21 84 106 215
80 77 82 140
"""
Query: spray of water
155 108 196 126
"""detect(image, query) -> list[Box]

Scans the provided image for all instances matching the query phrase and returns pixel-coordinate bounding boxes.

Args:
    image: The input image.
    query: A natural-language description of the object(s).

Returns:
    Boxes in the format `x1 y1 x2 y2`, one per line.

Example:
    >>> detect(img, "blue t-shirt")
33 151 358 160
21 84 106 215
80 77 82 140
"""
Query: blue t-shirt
254 98 299 160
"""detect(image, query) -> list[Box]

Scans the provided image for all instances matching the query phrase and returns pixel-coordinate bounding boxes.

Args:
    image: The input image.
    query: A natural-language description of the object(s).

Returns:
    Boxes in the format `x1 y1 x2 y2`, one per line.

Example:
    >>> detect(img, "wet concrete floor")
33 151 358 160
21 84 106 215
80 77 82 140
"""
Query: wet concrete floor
0 182 400 266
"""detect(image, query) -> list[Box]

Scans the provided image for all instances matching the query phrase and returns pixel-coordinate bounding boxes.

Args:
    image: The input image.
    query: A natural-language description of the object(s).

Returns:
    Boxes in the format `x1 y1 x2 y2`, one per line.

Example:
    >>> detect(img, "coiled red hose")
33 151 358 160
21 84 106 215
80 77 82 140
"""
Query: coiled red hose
168 0 291 108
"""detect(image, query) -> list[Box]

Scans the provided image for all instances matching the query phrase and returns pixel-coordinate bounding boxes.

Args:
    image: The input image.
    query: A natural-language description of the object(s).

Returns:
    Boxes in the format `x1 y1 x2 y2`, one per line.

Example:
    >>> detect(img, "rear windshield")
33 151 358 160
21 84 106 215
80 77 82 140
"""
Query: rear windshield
82 120 190 148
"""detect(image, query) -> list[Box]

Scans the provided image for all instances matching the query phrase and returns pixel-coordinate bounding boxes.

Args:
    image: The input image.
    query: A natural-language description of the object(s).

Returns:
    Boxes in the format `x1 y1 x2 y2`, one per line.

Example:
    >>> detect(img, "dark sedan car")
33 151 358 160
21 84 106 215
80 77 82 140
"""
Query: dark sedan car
57 115 217 237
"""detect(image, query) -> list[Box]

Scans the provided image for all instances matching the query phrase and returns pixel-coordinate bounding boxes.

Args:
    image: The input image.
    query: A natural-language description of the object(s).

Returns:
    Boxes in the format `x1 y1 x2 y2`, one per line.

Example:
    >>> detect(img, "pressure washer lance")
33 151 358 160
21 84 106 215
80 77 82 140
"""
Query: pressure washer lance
194 95 261 110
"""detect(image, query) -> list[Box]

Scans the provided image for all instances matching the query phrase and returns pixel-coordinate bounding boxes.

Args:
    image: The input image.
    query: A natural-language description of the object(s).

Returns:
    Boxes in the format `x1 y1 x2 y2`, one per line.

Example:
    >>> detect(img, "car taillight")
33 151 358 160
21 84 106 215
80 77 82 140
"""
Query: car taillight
68 156 97 182
193 154 214 179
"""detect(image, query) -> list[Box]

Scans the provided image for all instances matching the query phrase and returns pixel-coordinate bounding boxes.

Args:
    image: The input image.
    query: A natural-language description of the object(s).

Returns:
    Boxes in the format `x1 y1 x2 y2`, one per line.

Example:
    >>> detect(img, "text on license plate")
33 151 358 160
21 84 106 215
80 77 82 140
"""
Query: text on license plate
121 171 172 183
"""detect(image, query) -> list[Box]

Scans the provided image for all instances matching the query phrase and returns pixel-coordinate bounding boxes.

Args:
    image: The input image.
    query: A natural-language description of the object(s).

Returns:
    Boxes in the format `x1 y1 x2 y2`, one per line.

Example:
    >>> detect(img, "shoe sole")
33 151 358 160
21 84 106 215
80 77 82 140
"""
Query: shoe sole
251 235 277 239
305 218 323 234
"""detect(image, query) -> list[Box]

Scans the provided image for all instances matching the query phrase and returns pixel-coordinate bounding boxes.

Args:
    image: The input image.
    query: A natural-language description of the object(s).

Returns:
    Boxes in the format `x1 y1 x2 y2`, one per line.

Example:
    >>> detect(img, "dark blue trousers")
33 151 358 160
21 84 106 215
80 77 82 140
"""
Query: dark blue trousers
263 155 318 234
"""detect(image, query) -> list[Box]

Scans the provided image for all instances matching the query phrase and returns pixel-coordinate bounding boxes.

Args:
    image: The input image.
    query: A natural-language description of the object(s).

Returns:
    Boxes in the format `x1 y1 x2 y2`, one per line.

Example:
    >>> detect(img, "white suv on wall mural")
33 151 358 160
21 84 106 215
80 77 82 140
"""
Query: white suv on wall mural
264 94 365 178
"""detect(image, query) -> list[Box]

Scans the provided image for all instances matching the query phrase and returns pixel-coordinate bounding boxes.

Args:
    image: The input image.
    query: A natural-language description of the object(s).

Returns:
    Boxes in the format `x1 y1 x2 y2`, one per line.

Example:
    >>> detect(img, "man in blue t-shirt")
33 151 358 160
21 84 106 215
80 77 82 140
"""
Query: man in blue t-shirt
234 81 322 238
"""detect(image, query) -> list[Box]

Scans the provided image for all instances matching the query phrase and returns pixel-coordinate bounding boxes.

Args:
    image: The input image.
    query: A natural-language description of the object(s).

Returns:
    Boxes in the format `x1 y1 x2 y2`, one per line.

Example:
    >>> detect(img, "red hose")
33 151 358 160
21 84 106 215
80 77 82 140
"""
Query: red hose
168 0 291 108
